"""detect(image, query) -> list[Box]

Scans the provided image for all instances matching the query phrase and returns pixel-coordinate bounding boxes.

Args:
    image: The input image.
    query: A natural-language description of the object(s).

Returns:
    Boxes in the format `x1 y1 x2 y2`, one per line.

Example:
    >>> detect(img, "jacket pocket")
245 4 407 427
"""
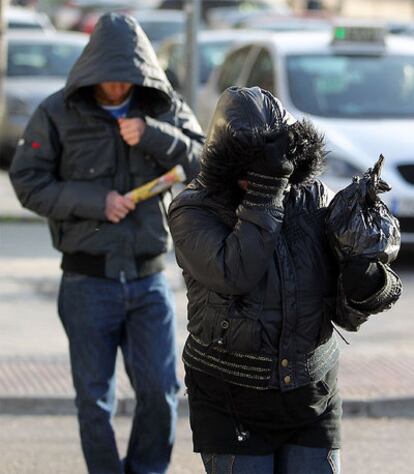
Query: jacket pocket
187 305 219 346
62 128 115 180
59 219 102 254
222 315 262 353
213 305 262 353
188 297 263 353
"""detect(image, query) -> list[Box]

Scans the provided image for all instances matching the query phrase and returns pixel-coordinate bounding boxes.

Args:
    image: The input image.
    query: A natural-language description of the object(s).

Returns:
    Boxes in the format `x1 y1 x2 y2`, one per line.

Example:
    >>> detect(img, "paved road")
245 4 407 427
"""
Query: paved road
1 222 414 404
0 415 413 474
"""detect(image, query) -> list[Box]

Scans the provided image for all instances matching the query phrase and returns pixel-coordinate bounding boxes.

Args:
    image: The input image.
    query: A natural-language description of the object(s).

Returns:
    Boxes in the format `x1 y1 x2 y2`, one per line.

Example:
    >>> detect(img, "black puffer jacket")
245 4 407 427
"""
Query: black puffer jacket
10 13 204 280
168 87 401 392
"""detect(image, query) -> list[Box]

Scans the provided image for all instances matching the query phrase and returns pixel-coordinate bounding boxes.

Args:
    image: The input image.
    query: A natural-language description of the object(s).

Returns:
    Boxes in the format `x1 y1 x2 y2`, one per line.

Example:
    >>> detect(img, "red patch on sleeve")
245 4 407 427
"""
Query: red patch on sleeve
31 141 41 149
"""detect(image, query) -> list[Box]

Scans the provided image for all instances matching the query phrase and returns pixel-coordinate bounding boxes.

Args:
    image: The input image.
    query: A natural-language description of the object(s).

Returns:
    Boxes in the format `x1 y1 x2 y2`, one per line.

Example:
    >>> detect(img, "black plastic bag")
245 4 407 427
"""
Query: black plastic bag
325 155 401 264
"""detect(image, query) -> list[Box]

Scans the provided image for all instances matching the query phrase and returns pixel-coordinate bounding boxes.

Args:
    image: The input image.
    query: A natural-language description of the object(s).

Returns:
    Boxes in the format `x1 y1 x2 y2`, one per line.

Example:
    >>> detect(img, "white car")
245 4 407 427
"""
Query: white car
198 24 414 244
6 6 55 31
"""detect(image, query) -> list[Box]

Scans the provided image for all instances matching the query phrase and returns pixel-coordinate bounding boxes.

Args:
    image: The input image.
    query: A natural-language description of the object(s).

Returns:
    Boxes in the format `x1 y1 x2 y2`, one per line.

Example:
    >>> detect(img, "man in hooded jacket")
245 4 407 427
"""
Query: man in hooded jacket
168 86 401 473
10 13 204 474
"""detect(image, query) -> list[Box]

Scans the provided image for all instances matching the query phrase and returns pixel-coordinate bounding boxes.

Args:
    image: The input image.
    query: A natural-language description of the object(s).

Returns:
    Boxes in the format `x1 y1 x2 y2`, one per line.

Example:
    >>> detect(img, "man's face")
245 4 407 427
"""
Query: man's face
94 82 133 106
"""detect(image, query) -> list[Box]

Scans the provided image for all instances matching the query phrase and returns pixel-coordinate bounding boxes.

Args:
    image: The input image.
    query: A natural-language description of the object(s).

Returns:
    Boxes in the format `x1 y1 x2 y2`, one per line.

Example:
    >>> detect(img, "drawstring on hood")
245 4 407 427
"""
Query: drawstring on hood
64 13 172 115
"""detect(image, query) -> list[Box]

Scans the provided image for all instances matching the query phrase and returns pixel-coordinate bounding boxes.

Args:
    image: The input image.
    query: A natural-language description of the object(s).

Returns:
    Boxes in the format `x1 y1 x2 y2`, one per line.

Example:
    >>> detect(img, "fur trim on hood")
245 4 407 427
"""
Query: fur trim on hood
198 86 326 199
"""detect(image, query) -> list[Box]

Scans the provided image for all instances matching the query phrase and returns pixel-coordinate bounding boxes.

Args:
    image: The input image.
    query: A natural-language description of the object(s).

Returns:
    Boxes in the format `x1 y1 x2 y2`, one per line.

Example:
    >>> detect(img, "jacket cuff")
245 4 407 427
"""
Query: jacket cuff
348 263 402 314
242 172 288 210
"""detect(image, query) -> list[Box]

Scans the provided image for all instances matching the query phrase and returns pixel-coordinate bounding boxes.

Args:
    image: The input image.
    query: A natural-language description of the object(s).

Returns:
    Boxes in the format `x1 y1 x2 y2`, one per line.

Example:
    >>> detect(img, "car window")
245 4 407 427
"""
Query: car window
217 46 252 93
287 54 414 118
159 40 233 90
140 20 184 43
245 47 275 92
7 42 84 77
8 21 42 30
199 41 234 84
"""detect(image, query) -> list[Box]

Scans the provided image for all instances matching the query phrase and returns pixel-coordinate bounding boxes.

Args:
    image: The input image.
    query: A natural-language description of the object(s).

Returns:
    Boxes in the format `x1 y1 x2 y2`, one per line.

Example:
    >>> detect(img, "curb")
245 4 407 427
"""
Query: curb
342 396 414 418
1 395 414 418
0 215 44 223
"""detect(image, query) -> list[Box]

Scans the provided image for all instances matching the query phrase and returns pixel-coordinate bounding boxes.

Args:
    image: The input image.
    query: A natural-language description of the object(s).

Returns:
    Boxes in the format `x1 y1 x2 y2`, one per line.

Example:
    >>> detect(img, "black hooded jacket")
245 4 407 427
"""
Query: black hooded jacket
10 13 204 279
168 87 401 392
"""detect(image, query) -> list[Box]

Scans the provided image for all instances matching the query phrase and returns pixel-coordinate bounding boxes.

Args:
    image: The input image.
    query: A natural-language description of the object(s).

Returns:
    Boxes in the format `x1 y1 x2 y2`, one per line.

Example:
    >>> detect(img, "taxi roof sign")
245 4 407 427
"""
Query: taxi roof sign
332 24 386 45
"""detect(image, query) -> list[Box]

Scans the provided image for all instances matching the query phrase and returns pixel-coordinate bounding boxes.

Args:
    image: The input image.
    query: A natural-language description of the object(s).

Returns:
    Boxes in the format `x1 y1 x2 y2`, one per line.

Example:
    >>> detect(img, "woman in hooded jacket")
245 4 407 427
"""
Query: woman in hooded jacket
168 86 401 474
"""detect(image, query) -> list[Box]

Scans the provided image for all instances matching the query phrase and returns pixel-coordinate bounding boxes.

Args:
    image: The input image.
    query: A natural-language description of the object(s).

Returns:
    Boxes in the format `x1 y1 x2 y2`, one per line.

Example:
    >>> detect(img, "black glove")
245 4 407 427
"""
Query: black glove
243 134 294 210
249 133 293 178
342 258 384 302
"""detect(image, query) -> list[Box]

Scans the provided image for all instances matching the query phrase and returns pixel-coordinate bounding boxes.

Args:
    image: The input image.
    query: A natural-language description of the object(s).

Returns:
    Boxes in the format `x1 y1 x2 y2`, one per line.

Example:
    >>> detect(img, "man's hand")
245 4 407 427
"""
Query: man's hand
118 118 146 146
105 191 135 223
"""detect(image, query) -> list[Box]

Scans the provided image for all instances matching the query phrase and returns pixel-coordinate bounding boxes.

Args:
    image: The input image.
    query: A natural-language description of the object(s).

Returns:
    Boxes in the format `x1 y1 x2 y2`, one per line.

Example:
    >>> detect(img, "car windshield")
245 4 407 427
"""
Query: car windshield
199 41 233 83
140 20 184 43
167 40 232 85
7 41 84 77
287 54 414 118
8 21 42 29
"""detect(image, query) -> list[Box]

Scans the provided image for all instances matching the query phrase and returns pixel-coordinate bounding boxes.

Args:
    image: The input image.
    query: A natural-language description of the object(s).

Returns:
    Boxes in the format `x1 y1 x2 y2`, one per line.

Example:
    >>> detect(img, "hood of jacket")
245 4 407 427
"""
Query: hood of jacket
64 12 172 113
198 86 297 198
206 86 296 149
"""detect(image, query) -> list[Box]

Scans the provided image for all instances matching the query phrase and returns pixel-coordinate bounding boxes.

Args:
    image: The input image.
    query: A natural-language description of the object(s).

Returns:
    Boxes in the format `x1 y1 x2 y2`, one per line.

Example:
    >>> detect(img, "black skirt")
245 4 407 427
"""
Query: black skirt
185 364 342 455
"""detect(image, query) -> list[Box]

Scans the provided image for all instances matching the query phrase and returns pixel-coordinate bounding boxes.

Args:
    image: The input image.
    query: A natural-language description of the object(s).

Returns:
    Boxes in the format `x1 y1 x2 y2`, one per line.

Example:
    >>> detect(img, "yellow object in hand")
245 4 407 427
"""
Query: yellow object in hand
125 165 186 203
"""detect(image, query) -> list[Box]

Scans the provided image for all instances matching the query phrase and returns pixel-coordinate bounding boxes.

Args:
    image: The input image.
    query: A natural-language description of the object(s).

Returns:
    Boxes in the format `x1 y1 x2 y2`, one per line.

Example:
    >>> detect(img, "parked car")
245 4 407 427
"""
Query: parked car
131 9 186 51
198 24 414 244
205 1 291 29
157 29 268 91
55 2 183 45
53 0 151 33
235 14 331 32
387 21 414 36
6 6 55 31
0 31 88 169
158 0 286 26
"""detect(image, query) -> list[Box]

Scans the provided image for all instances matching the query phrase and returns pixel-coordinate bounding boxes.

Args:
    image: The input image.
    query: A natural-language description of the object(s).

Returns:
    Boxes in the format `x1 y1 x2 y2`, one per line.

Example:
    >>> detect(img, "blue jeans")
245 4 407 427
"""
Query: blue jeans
201 445 340 474
58 271 179 474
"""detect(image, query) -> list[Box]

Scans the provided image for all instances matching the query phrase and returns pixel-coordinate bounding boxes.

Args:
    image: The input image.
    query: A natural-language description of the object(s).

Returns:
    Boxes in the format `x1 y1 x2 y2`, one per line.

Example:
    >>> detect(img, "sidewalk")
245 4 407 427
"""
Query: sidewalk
1 170 414 418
